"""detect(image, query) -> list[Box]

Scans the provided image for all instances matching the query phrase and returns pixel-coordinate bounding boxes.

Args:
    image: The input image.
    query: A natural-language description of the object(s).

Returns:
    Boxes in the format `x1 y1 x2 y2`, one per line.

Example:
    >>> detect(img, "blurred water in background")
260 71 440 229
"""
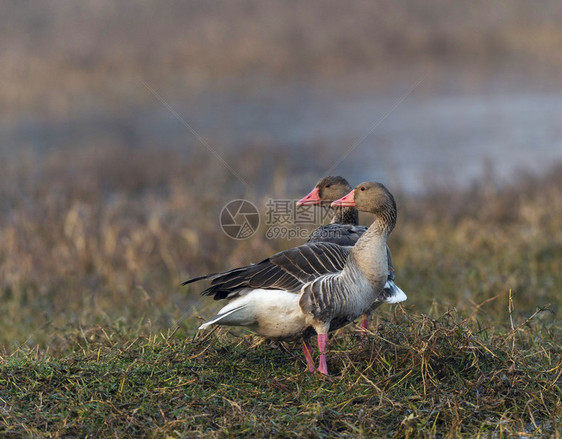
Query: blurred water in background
3 82 562 194
2 1 562 195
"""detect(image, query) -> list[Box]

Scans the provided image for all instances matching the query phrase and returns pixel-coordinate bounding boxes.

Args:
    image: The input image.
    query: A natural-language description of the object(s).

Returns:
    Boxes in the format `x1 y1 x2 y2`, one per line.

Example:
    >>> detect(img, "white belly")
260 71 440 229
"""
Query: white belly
209 289 309 340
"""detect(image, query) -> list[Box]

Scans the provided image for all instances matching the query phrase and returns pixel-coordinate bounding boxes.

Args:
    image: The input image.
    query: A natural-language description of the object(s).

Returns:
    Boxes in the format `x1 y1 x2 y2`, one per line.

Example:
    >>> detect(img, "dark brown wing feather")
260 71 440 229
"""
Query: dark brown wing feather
182 242 351 300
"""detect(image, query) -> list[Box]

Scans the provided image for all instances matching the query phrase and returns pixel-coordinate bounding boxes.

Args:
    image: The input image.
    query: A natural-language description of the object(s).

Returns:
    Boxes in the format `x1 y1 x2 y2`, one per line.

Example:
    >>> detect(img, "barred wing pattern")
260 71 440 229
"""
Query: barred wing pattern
182 242 351 300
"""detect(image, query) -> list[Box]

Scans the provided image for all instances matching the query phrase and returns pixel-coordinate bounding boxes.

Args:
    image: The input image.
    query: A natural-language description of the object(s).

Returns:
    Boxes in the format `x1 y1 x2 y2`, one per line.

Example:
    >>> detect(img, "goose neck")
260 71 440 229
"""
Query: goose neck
331 206 359 225
347 220 390 287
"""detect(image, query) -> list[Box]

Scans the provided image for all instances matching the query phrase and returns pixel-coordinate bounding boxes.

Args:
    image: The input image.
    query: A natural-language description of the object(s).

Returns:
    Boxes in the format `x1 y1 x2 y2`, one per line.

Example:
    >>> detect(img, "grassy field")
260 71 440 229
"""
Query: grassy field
0 147 561 437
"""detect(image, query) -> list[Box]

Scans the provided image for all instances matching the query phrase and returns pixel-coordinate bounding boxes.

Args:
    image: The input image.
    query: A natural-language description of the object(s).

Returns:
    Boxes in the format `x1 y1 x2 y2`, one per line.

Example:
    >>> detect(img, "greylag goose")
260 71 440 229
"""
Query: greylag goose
297 176 405 338
184 182 406 375
297 176 366 246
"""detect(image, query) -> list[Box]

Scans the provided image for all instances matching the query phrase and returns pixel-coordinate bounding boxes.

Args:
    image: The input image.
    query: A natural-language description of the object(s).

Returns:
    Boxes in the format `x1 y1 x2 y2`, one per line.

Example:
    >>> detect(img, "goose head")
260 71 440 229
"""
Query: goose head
332 182 397 232
297 176 352 206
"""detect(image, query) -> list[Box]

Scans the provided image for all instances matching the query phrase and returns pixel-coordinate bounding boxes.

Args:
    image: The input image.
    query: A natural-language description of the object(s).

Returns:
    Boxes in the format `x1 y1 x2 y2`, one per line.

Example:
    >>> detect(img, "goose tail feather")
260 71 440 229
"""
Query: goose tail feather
181 273 216 286
198 304 249 330
381 281 407 303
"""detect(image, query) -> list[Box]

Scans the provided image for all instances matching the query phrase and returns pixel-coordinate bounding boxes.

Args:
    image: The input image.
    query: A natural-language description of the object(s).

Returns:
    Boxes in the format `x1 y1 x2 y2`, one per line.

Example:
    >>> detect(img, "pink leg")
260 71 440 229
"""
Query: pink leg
317 333 329 375
302 340 315 372
359 314 369 348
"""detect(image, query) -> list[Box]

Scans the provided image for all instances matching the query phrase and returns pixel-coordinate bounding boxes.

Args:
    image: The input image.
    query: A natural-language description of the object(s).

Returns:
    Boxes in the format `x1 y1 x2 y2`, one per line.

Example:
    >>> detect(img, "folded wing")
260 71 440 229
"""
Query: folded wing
182 242 351 300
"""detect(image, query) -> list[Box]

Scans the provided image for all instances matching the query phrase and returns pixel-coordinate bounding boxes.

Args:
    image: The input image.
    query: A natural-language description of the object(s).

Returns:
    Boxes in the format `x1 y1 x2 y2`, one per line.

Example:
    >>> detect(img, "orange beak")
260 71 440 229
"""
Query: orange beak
331 190 355 207
297 187 321 206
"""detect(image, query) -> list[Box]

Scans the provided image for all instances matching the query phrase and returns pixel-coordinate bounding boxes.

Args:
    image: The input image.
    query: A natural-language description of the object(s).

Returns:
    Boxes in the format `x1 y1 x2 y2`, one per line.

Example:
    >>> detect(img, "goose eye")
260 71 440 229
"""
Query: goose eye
360 186 366 191
325 184 331 188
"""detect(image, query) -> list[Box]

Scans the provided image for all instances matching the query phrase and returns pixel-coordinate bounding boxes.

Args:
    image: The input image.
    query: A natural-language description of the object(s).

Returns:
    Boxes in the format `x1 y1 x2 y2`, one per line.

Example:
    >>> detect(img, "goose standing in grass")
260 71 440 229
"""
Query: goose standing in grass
297 176 406 339
184 182 406 375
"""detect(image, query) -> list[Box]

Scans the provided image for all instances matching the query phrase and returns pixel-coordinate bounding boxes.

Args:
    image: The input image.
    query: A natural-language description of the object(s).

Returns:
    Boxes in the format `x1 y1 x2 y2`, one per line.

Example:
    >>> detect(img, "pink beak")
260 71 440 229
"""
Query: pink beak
331 190 355 207
297 187 321 206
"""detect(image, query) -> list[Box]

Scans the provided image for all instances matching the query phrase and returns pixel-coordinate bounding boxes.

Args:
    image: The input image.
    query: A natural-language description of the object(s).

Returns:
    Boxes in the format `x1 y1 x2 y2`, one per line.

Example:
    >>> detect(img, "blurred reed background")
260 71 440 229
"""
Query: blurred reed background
1 0 561 353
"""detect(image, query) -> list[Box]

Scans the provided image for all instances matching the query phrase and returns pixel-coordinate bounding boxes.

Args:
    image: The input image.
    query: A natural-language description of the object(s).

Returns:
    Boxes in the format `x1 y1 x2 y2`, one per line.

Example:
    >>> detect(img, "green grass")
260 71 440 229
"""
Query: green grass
0 147 561 437
1 305 560 438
